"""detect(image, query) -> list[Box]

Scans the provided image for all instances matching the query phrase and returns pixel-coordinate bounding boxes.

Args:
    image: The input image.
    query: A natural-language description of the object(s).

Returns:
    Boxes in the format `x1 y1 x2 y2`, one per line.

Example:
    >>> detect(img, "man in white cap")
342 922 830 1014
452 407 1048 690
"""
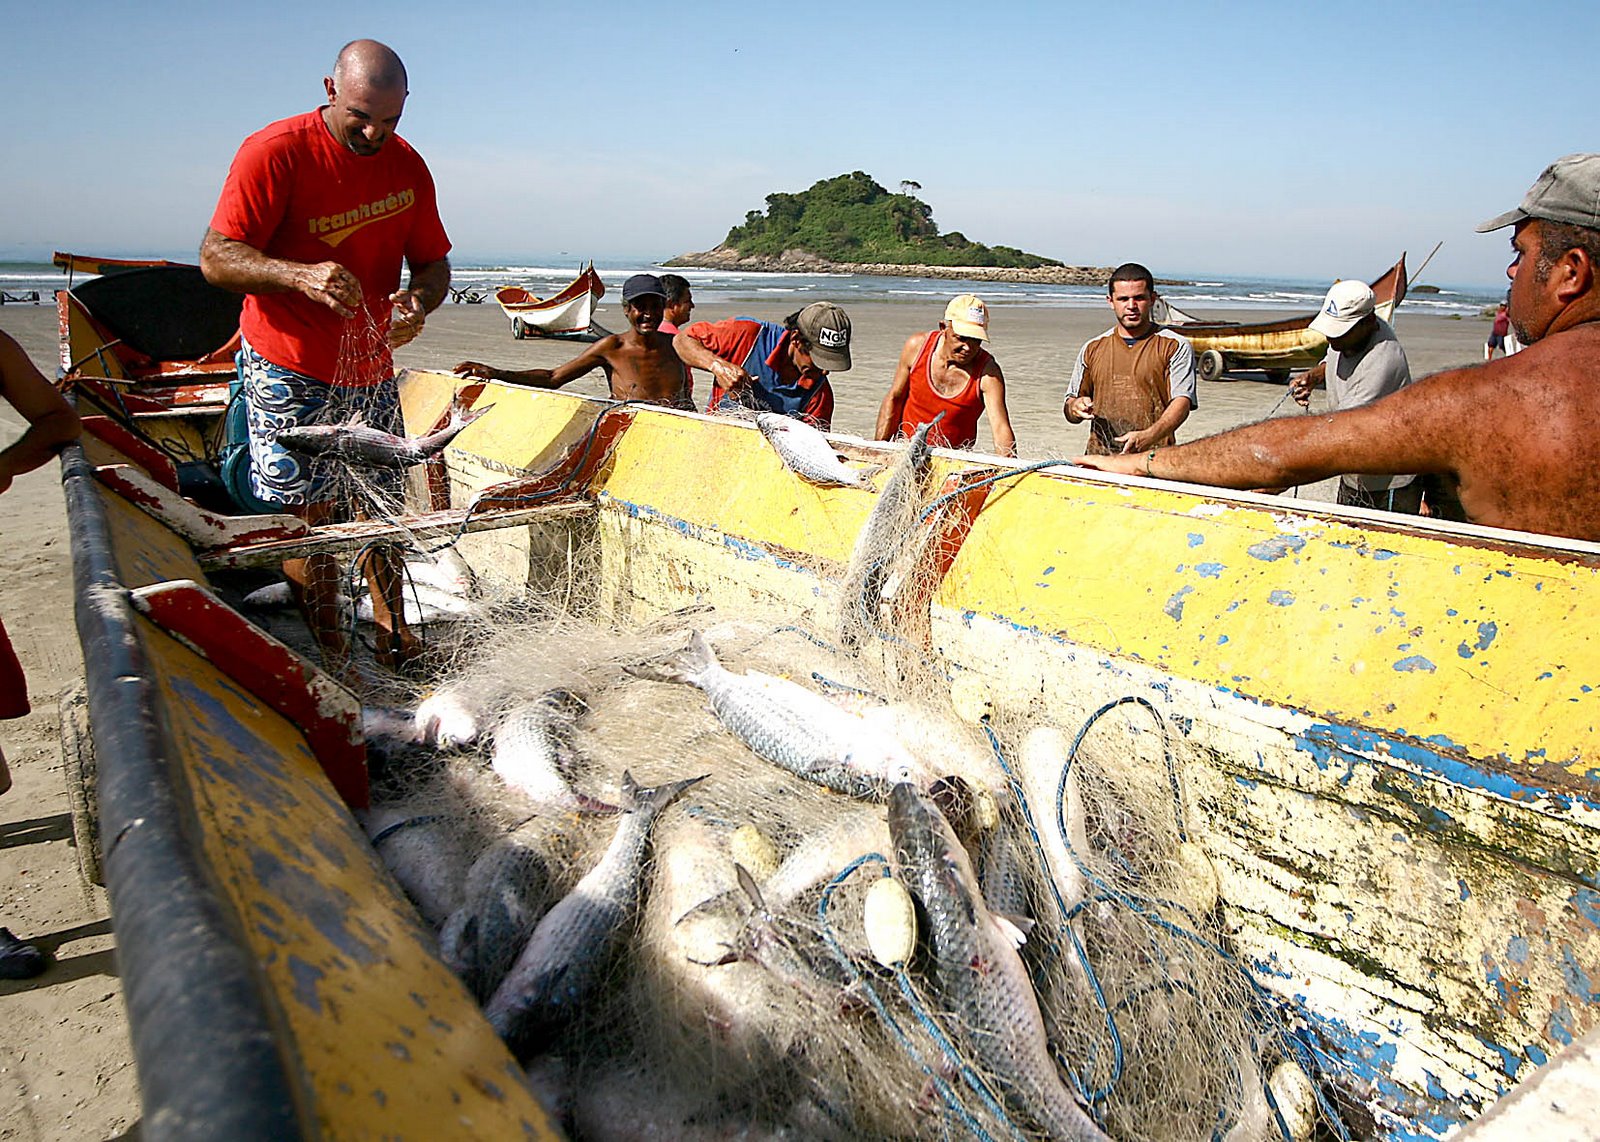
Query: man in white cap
1073 154 1600 542
1286 279 1419 512
874 294 1016 456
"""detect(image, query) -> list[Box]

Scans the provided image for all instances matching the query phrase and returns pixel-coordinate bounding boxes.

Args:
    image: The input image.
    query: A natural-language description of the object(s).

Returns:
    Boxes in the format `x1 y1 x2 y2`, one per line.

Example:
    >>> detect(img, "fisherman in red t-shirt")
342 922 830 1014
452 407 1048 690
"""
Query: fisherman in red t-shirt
874 295 1016 456
200 39 452 676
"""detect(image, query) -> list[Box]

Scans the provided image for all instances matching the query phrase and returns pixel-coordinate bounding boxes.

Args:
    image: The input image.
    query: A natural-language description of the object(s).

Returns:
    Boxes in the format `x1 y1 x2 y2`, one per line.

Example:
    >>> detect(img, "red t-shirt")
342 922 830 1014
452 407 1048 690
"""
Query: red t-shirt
208 109 452 384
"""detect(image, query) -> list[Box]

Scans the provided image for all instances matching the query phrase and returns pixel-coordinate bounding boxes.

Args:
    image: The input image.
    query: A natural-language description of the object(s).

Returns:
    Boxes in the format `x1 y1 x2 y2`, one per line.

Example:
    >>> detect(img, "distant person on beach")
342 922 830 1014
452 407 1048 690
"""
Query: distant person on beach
1486 300 1511 360
454 274 692 408
674 302 853 429
874 294 1016 455
0 329 80 980
1286 280 1421 514
1063 262 1196 455
1073 153 1600 542
658 274 694 335
199 38 452 675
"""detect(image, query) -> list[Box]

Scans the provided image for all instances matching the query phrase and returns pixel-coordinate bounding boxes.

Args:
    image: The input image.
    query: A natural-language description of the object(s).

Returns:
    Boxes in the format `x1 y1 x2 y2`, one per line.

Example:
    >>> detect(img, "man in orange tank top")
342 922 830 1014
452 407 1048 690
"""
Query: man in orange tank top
873 295 1016 456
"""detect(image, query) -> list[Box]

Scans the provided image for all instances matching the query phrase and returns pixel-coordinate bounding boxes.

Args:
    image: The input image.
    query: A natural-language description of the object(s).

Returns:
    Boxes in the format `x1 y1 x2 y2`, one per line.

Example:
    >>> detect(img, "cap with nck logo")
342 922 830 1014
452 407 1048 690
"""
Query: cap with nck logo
796 302 852 372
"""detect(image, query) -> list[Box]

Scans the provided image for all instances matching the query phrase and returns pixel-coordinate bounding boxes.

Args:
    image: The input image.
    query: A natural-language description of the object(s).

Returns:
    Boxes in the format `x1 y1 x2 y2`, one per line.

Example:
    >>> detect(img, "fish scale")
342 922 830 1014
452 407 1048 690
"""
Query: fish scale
485 771 704 1057
627 632 929 800
888 783 1109 1142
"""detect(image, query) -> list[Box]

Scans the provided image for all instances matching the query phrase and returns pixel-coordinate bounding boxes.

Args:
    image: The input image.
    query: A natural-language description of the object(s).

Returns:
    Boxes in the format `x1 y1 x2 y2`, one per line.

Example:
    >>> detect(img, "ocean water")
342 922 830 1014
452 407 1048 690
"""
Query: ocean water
0 257 1503 318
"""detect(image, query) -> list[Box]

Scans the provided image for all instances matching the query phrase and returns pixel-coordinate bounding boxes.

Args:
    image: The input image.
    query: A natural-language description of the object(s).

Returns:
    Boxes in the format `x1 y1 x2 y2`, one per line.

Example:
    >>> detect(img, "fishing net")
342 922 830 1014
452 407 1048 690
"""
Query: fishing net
321 411 1347 1140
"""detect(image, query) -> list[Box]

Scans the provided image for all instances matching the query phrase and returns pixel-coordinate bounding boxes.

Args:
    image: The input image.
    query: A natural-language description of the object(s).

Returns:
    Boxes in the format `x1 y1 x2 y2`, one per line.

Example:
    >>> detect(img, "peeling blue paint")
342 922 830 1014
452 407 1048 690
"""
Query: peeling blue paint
1458 879 1471 901
1457 643 1475 660
1187 533 1204 547
1195 562 1224 578
1474 622 1498 651
1268 590 1295 607
1217 635 1229 646
1164 585 1193 621
1559 946 1599 1003
1247 535 1306 561
1548 1002 1575 1046
1393 655 1437 673
1373 549 1398 561
1572 889 1600 931
288 955 325 1014
1507 935 1530 966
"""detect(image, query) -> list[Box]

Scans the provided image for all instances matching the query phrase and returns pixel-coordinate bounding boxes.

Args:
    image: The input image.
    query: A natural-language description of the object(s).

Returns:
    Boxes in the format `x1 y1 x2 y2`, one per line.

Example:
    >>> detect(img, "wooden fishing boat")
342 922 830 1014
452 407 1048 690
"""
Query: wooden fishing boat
494 262 605 339
53 265 1600 1141
52 250 194 278
1165 256 1408 382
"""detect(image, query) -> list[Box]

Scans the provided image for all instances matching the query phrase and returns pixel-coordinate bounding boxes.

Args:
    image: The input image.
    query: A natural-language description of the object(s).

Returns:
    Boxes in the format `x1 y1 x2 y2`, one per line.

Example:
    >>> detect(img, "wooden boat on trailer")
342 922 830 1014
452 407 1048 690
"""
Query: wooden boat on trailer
494 262 606 340
53 263 1600 1140
1164 256 1408 383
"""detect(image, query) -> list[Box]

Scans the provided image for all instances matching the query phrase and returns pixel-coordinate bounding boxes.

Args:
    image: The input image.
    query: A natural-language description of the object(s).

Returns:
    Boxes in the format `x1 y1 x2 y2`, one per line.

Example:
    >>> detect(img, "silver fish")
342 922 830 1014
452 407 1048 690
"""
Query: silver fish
414 683 499 750
627 632 929 799
277 400 493 469
439 828 555 1002
355 581 476 626
361 804 476 929
756 412 866 488
838 420 935 648
490 689 613 811
887 782 1108 1142
485 770 704 1056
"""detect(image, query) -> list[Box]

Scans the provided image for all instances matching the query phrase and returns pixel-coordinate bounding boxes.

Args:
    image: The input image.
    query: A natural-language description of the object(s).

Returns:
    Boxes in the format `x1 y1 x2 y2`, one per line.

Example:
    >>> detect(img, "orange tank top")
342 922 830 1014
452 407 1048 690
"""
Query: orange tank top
898 331 989 450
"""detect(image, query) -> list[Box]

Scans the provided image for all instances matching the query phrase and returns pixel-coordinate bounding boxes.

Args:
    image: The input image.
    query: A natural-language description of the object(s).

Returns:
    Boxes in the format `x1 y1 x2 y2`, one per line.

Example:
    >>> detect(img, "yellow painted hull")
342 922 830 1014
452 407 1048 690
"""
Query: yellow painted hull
66 356 1600 1140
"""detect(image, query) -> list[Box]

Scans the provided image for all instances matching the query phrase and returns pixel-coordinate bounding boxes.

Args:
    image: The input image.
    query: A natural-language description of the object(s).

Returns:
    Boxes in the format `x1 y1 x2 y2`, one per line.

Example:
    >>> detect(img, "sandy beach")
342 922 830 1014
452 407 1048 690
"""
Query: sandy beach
0 296 1490 1138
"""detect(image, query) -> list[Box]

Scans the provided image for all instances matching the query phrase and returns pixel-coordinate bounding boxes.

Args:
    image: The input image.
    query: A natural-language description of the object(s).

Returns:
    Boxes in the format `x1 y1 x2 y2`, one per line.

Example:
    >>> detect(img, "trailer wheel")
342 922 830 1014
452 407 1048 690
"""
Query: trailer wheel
58 683 103 889
1263 368 1292 384
511 317 526 340
1198 349 1227 382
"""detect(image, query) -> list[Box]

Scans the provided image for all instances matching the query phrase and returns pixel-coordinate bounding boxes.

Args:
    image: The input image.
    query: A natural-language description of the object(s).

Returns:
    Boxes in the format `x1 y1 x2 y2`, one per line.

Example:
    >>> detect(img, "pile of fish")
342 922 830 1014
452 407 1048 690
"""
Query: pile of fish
327 427 1320 1139
353 607 1306 1141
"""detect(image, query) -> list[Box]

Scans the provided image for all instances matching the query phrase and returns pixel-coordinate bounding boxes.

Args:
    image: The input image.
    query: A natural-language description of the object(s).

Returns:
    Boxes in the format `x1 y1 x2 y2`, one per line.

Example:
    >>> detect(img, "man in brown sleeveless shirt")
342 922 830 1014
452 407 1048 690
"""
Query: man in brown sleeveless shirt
1063 263 1196 455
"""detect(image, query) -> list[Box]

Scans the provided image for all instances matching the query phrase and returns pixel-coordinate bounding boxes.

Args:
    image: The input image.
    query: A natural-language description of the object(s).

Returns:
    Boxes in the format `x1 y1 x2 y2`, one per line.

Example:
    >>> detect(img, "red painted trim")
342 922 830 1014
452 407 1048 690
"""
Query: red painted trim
81 416 180 490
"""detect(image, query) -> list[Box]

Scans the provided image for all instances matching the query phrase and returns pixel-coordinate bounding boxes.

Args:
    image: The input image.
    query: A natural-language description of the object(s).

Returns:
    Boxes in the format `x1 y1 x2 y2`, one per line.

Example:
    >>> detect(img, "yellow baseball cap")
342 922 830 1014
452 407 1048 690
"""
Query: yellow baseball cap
944 295 990 341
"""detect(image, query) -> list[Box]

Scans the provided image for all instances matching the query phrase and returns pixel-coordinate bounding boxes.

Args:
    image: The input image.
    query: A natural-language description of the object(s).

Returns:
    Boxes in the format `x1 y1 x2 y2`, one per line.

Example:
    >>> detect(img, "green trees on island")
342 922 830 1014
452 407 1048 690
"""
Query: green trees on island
723 172 1062 269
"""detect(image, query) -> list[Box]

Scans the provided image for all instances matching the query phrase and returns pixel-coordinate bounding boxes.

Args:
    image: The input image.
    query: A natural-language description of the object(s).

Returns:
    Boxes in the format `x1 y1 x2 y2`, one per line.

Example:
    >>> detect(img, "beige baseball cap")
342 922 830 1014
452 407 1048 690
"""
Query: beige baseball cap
1309 280 1376 338
1477 153 1600 233
796 302 852 372
944 294 990 341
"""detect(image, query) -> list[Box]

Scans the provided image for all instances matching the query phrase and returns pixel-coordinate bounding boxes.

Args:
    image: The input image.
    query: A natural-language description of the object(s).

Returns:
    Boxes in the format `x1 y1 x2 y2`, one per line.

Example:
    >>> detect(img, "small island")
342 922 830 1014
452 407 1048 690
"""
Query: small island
665 172 1115 286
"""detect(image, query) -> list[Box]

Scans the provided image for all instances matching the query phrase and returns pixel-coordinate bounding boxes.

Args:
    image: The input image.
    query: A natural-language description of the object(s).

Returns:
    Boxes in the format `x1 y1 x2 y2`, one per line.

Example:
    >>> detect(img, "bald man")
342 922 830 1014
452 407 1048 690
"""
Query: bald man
200 39 452 674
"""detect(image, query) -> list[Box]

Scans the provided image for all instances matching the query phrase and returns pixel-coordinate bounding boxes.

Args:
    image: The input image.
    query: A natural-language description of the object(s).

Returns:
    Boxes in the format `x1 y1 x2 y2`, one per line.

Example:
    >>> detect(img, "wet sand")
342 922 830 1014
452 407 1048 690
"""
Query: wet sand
0 296 1489 1137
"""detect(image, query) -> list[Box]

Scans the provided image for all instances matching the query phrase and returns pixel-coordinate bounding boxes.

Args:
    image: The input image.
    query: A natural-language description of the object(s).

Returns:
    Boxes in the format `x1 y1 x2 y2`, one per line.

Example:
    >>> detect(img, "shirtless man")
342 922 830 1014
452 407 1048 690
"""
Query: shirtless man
455 274 691 408
874 294 1016 456
1073 154 1600 543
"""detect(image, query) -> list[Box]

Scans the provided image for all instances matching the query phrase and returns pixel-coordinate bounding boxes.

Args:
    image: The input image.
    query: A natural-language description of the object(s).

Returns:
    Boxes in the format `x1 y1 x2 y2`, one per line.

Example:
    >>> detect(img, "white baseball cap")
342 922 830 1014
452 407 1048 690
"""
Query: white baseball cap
1309 280 1376 338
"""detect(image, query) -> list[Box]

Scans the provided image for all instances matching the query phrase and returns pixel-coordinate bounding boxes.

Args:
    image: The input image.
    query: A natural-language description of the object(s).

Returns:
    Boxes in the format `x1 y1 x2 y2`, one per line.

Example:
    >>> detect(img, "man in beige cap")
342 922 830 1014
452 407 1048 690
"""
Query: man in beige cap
874 294 1016 455
1286 279 1420 512
674 301 851 428
1073 154 1600 542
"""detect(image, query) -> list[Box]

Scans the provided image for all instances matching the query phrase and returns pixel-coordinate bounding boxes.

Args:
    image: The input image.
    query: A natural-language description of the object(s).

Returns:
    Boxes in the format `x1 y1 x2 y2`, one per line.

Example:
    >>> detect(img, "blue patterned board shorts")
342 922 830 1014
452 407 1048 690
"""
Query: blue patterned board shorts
237 338 402 508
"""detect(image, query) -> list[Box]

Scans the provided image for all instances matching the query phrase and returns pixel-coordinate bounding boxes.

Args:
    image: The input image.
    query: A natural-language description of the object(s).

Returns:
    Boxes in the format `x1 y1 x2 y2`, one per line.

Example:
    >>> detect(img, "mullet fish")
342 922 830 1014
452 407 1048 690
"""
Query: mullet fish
837 420 935 648
627 631 930 800
887 782 1109 1142
485 771 704 1057
277 400 493 468
756 412 867 488
490 689 615 812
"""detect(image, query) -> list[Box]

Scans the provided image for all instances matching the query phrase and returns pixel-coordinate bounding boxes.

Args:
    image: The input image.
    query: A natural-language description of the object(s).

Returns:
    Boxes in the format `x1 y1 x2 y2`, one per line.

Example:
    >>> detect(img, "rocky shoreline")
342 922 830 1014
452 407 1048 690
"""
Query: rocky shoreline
663 246 1121 286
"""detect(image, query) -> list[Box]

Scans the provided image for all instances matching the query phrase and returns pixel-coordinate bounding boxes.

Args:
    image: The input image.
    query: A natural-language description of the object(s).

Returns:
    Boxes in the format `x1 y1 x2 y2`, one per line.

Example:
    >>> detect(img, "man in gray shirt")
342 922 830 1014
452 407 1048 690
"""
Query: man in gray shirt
1288 279 1421 513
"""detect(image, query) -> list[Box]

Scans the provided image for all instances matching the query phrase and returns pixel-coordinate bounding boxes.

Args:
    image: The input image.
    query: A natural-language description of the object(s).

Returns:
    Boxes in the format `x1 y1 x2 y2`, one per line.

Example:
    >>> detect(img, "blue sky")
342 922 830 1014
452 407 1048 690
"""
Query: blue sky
1 0 1585 288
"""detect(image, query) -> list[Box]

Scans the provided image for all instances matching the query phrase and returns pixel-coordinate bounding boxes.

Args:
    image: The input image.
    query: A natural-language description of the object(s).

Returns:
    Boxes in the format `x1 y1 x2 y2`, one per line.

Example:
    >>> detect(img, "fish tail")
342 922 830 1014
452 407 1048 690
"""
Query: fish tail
622 630 719 686
620 769 708 814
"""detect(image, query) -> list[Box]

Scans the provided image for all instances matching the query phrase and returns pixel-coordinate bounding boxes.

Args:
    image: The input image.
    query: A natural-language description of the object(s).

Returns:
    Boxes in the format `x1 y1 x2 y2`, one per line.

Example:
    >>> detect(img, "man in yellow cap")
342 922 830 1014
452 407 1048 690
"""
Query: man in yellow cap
874 294 1015 455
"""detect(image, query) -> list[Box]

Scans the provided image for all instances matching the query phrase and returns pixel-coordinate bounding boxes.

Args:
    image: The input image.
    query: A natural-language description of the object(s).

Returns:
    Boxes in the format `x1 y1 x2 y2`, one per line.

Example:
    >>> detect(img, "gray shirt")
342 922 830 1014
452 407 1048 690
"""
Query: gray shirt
1325 319 1412 491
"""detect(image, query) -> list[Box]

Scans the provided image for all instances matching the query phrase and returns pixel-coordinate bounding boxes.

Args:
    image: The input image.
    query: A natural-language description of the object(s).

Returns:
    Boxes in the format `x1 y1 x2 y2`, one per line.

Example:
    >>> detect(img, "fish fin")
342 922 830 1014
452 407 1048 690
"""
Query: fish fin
453 401 496 428
734 863 767 911
992 912 1033 949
